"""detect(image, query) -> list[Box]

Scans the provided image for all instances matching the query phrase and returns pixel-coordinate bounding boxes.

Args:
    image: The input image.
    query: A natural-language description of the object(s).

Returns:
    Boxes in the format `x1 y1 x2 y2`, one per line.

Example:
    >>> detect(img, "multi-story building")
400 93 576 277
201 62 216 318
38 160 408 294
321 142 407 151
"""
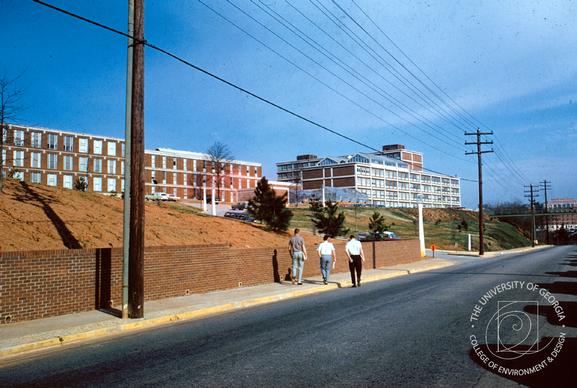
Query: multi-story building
547 198 577 211
277 148 460 208
379 144 423 171
276 154 319 184
1 124 262 203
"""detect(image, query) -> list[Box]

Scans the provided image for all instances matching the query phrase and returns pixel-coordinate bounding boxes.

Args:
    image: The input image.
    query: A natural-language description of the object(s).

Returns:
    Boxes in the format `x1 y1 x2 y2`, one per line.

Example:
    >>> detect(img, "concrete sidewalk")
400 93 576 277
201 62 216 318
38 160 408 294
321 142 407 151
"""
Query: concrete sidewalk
427 244 552 259
0 258 457 361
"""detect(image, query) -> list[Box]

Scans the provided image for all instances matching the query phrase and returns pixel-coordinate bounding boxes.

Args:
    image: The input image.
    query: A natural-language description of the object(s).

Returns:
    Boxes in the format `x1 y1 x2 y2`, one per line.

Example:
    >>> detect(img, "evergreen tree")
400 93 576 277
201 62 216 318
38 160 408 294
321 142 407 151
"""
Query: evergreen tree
74 176 88 192
309 200 349 237
248 177 293 231
368 211 388 235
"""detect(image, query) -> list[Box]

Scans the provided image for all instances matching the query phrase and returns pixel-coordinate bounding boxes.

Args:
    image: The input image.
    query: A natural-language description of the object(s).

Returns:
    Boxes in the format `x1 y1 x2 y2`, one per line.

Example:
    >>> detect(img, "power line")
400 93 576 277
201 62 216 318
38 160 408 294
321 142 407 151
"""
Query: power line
313 0 470 135
210 0 469 159
347 0 529 185
252 0 466 148
31 0 477 183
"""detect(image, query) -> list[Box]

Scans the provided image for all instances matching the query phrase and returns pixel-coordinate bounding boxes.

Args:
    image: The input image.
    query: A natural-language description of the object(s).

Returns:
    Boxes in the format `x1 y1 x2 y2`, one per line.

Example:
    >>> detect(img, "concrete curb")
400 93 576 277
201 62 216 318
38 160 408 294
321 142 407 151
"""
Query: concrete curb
439 245 553 258
0 260 455 361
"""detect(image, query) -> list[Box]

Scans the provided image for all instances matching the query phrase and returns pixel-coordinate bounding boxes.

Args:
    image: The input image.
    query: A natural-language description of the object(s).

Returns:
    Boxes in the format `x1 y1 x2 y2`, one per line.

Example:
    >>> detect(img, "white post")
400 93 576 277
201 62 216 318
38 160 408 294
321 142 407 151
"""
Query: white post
418 203 425 257
202 177 207 212
322 181 326 206
468 233 472 252
211 176 216 216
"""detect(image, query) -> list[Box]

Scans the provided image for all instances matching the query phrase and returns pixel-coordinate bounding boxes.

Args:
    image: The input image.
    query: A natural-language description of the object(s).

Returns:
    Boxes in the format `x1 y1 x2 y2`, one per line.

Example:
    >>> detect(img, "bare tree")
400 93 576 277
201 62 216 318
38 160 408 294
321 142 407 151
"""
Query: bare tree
206 142 233 202
0 74 25 191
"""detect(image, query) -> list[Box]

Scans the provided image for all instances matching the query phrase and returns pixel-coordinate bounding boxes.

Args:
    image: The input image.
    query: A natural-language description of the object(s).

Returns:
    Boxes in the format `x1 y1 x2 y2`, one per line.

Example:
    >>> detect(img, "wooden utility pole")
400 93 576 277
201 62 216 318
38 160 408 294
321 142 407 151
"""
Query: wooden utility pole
525 184 539 248
128 0 145 319
465 129 493 256
122 0 134 320
541 180 551 245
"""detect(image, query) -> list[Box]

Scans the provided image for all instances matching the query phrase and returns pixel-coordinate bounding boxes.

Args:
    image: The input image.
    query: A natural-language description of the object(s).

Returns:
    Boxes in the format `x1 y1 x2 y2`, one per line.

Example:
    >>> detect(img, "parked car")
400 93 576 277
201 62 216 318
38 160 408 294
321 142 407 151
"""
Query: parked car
357 231 399 241
166 194 180 202
224 211 254 222
145 192 169 201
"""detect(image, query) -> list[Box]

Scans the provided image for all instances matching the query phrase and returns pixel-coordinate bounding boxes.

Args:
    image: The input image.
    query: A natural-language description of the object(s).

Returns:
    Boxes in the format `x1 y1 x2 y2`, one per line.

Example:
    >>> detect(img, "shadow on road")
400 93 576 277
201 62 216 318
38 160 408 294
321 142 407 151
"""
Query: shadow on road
469 255 577 386
469 337 577 387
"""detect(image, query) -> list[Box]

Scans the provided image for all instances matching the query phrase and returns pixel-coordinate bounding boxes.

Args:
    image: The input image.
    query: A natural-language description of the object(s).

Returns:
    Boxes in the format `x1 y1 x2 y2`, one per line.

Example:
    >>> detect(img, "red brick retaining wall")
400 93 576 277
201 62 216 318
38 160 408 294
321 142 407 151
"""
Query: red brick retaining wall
0 240 421 324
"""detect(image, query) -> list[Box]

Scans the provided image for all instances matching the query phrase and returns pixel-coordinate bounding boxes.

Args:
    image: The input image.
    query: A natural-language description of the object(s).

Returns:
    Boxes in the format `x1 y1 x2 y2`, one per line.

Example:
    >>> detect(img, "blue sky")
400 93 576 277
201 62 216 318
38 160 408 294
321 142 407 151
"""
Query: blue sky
1 0 576 208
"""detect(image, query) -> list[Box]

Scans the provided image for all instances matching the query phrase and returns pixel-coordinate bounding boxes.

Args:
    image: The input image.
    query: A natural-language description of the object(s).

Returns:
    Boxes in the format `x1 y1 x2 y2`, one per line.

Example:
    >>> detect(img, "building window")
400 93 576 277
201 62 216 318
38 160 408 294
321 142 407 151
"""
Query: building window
93 140 102 155
13 130 24 146
47 174 57 187
93 158 102 173
47 153 58 169
107 142 116 156
173 159 177 168
162 156 167 169
31 152 41 168
107 159 116 174
107 178 117 192
79 138 88 153
47 133 58 149
93 177 102 192
121 143 125 157
31 132 42 148
13 171 24 181
79 157 88 172
63 175 73 189
12 150 24 167
63 136 74 152
31 172 42 183
151 155 156 169
121 161 124 175
64 155 73 171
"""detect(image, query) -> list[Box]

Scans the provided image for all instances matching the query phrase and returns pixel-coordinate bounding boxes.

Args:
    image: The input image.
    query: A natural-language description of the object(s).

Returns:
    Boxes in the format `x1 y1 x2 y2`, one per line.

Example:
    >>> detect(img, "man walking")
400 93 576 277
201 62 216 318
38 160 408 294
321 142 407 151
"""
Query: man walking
345 235 365 287
289 228 307 285
317 235 336 285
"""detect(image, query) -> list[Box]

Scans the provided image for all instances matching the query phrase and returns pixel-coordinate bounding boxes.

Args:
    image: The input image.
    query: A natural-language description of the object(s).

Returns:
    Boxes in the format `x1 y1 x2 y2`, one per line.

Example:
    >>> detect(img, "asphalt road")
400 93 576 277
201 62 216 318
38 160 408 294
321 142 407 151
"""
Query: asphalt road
1 246 576 387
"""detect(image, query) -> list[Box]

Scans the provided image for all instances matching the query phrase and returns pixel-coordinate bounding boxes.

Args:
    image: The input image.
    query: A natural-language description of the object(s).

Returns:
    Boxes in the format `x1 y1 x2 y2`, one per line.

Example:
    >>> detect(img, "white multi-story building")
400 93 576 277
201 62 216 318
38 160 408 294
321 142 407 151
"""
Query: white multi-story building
296 152 460 208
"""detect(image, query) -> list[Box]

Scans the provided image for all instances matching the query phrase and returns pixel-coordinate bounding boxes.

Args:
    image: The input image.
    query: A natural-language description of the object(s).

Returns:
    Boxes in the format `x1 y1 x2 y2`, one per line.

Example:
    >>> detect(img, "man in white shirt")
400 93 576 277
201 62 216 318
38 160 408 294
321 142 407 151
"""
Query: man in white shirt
317 235 336 285
345 235 365 287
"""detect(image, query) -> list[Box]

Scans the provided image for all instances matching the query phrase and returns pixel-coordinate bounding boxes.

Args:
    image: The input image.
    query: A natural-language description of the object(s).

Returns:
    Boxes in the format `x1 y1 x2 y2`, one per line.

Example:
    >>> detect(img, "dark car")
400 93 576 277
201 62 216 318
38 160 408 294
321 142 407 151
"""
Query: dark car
224 211 254 222
357 231 399 242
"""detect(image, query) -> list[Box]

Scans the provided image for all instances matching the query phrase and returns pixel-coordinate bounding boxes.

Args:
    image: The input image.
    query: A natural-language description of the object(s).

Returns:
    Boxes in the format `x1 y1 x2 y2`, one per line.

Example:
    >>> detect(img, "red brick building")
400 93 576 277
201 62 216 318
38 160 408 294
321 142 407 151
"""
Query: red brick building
1 124 262 203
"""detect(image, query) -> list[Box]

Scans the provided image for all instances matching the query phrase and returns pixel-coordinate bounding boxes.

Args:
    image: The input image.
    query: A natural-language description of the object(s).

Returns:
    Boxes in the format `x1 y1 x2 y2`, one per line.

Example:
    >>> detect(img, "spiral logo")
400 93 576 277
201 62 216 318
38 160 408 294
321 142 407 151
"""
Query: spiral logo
468 281 566 376
484 301 552 360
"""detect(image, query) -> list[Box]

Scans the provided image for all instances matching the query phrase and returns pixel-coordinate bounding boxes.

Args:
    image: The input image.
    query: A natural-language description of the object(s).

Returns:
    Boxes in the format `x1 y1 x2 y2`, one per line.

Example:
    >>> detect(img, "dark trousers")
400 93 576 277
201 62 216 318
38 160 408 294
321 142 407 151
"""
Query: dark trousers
349 255 363 285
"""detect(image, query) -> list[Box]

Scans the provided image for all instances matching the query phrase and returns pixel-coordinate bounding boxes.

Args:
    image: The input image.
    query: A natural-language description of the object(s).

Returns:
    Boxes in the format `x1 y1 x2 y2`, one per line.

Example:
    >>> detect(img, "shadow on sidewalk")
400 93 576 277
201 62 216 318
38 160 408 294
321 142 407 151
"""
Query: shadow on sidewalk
95 248 121 317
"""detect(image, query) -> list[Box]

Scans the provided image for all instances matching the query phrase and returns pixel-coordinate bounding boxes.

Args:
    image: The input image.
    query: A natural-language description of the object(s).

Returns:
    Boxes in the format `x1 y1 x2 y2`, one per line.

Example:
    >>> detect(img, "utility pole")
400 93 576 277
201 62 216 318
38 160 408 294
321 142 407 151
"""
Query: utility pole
465 129 493 256
128 0 145 319
122 0 134 320
524 184 539 248
541 180 551 245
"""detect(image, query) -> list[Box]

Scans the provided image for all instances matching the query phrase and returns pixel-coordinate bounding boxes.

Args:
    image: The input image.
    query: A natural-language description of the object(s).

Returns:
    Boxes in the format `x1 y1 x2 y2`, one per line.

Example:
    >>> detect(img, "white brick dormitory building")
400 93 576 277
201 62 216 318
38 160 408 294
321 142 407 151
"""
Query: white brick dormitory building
276 145 461 208
1 124 262 203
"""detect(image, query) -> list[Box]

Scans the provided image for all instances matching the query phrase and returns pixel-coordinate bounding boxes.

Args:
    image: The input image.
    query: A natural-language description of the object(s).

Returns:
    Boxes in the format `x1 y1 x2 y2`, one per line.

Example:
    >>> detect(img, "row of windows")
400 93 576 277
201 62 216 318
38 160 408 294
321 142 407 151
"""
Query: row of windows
8 151 124 174
5 129 123 156
150 155 259 175
356 167 457 185
21 172 122 192
357 189 459 202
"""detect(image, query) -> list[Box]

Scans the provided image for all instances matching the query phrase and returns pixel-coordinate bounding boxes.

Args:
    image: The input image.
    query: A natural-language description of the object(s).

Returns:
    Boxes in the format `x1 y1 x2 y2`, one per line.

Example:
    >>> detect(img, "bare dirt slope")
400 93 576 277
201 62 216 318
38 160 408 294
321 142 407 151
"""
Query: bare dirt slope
0 181 308 251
